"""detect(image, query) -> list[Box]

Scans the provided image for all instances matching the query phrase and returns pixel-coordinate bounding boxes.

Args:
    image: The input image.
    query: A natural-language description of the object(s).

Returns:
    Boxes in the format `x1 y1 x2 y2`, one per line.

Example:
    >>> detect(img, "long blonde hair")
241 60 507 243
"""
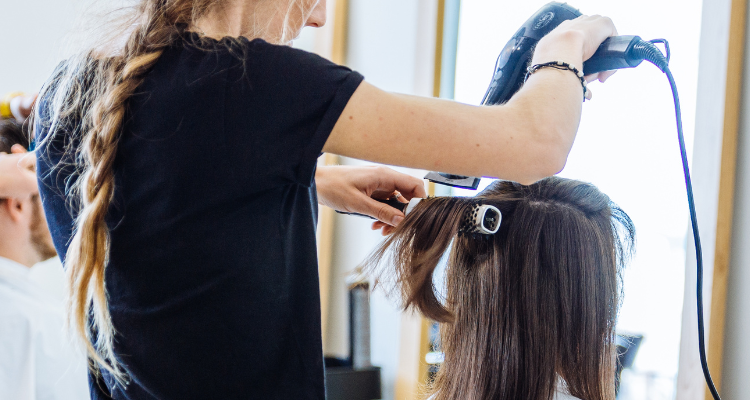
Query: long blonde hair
36 0 318 383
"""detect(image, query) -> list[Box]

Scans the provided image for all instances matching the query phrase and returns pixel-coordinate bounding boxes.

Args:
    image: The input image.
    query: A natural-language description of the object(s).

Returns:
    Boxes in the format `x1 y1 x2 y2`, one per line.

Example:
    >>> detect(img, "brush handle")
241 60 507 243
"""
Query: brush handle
335 197 408 220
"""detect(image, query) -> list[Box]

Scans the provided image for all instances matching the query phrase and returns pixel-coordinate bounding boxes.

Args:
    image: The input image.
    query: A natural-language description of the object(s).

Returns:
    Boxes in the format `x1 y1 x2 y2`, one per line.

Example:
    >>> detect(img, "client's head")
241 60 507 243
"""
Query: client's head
0 120 56 267
366 177 635 400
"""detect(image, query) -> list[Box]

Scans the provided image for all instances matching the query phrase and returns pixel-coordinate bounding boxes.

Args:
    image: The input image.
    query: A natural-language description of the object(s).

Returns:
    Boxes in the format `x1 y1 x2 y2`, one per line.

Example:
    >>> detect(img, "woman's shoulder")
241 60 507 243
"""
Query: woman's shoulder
180 31 335 66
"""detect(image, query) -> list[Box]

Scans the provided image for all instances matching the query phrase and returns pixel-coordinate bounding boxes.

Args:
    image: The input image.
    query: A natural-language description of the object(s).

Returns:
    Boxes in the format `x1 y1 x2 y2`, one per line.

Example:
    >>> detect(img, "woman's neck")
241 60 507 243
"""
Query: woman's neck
194 0 296 43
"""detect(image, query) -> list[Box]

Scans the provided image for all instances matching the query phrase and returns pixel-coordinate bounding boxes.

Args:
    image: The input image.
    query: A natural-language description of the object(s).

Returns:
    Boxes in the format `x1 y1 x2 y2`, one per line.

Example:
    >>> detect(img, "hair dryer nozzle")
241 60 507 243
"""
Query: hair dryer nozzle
424 172 481 190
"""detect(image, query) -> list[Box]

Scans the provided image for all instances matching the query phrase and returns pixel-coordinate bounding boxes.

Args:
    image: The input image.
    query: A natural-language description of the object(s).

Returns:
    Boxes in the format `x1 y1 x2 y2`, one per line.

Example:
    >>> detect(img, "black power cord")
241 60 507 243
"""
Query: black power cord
666 66 722 400
639 39 721 400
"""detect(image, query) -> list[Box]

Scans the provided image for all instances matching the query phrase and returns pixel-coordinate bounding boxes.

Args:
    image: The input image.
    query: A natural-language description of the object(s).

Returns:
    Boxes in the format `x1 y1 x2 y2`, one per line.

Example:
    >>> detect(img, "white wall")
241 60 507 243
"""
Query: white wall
0 0 89 95
675 0 732 396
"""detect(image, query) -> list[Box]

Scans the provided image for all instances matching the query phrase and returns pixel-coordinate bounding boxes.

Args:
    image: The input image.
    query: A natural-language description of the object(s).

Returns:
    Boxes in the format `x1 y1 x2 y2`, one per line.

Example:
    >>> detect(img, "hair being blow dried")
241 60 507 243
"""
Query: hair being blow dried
365 177 635 400
35 0 319 383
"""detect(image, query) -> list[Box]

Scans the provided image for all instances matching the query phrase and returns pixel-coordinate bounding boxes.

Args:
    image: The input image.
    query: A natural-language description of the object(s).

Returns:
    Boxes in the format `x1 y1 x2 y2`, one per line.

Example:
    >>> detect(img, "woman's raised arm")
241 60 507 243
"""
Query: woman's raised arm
323 15 617 185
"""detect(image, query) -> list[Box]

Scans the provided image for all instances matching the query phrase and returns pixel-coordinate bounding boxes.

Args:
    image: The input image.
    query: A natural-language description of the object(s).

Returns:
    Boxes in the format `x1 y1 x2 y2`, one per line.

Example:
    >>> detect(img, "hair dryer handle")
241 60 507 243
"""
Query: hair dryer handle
583 35 644 76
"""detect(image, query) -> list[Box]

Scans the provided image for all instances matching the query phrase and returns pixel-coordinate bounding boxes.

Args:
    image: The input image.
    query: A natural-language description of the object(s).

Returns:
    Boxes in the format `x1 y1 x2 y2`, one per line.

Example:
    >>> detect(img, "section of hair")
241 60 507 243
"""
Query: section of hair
0 120 30 153
365 196 474 323
364 177 635 400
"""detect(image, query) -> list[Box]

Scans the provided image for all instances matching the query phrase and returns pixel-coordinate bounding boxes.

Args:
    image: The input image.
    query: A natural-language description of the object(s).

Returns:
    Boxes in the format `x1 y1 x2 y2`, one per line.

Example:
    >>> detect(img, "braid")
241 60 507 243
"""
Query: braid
66 4 183 381
49 0 314 384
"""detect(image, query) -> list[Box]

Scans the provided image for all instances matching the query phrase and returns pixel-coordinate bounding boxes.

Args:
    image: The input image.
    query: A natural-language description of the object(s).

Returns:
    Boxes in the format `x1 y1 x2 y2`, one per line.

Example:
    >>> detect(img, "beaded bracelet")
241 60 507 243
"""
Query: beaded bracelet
525 61 589 101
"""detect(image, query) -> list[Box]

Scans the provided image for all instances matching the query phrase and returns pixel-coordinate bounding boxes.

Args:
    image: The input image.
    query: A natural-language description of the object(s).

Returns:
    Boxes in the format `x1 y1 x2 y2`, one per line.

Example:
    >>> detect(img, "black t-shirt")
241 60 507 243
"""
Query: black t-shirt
36 33 364 399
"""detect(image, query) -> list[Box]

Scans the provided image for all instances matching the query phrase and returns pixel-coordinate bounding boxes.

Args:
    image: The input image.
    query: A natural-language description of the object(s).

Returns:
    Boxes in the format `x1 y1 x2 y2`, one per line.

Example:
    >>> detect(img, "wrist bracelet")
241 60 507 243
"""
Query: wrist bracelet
525 61 589 101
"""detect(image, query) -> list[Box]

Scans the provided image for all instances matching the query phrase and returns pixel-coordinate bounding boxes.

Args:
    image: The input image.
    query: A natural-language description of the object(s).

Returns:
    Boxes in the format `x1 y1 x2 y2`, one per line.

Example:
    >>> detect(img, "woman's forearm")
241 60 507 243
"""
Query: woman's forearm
501 70 587 181
323 16 617 185
323 75 583 185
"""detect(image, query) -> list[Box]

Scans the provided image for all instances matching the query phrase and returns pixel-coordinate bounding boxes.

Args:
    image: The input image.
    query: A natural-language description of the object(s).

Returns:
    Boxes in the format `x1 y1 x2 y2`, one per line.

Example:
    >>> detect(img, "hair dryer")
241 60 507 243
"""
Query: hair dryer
425 2 669 189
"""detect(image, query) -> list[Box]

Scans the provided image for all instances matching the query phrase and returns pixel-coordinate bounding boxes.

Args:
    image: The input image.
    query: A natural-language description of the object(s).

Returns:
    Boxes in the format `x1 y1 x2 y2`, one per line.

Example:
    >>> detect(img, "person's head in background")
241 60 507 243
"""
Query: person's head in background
366 177 635 400
0 120 56 267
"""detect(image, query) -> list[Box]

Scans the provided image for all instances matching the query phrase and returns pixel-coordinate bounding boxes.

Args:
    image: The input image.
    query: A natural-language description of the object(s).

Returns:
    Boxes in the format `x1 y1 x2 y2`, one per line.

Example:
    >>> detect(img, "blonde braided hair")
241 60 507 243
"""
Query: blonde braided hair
35 0 319 384
67 1 210 382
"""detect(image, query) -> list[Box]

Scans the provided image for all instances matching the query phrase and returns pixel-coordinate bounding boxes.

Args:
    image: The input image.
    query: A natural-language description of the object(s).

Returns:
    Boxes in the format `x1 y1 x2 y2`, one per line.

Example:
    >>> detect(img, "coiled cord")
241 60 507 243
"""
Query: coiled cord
632 40 670 72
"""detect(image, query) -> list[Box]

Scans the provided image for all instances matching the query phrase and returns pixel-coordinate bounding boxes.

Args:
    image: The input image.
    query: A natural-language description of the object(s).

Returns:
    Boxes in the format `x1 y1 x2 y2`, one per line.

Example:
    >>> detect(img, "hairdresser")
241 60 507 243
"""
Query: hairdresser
34 1 617 399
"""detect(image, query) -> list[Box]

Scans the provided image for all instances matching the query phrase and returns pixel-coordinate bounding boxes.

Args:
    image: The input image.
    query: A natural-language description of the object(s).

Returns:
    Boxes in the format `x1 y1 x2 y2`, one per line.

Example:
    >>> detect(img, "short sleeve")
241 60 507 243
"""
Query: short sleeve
223 39 364 190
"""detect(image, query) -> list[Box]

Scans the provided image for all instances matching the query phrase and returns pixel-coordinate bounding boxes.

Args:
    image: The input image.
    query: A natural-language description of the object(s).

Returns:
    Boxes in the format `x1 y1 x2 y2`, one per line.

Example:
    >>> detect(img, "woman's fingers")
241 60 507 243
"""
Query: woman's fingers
315 165 426 228
366 168 426 225
580 15 618 61
538 15 618 65
362 193 405 227
355 166 426 224
373 166 427 200
371 221 396 236
380 225 396 236
585 70 616 83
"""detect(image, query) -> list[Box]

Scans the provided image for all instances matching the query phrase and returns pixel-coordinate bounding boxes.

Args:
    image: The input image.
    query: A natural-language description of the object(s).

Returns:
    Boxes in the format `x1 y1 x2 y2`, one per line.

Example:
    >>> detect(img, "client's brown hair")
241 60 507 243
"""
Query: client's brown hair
0 120 30 154
365 177 635 400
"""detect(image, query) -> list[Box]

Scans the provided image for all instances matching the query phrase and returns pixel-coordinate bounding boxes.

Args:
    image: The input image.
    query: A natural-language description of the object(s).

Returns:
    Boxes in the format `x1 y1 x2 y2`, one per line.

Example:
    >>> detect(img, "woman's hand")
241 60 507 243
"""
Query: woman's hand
316 165 427 235
0 145 38 199
532 15 619 90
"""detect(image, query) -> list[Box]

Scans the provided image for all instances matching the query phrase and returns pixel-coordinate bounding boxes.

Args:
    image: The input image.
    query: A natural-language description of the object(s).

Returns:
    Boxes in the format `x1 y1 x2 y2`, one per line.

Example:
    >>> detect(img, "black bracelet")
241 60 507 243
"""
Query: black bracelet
525 61 589 101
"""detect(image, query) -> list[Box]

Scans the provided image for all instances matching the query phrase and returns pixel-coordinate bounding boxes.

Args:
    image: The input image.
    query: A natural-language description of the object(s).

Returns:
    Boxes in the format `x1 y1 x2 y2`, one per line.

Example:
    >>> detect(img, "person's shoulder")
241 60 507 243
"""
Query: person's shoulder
0 281 58 327
238 36 348 71
182 32 318 58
